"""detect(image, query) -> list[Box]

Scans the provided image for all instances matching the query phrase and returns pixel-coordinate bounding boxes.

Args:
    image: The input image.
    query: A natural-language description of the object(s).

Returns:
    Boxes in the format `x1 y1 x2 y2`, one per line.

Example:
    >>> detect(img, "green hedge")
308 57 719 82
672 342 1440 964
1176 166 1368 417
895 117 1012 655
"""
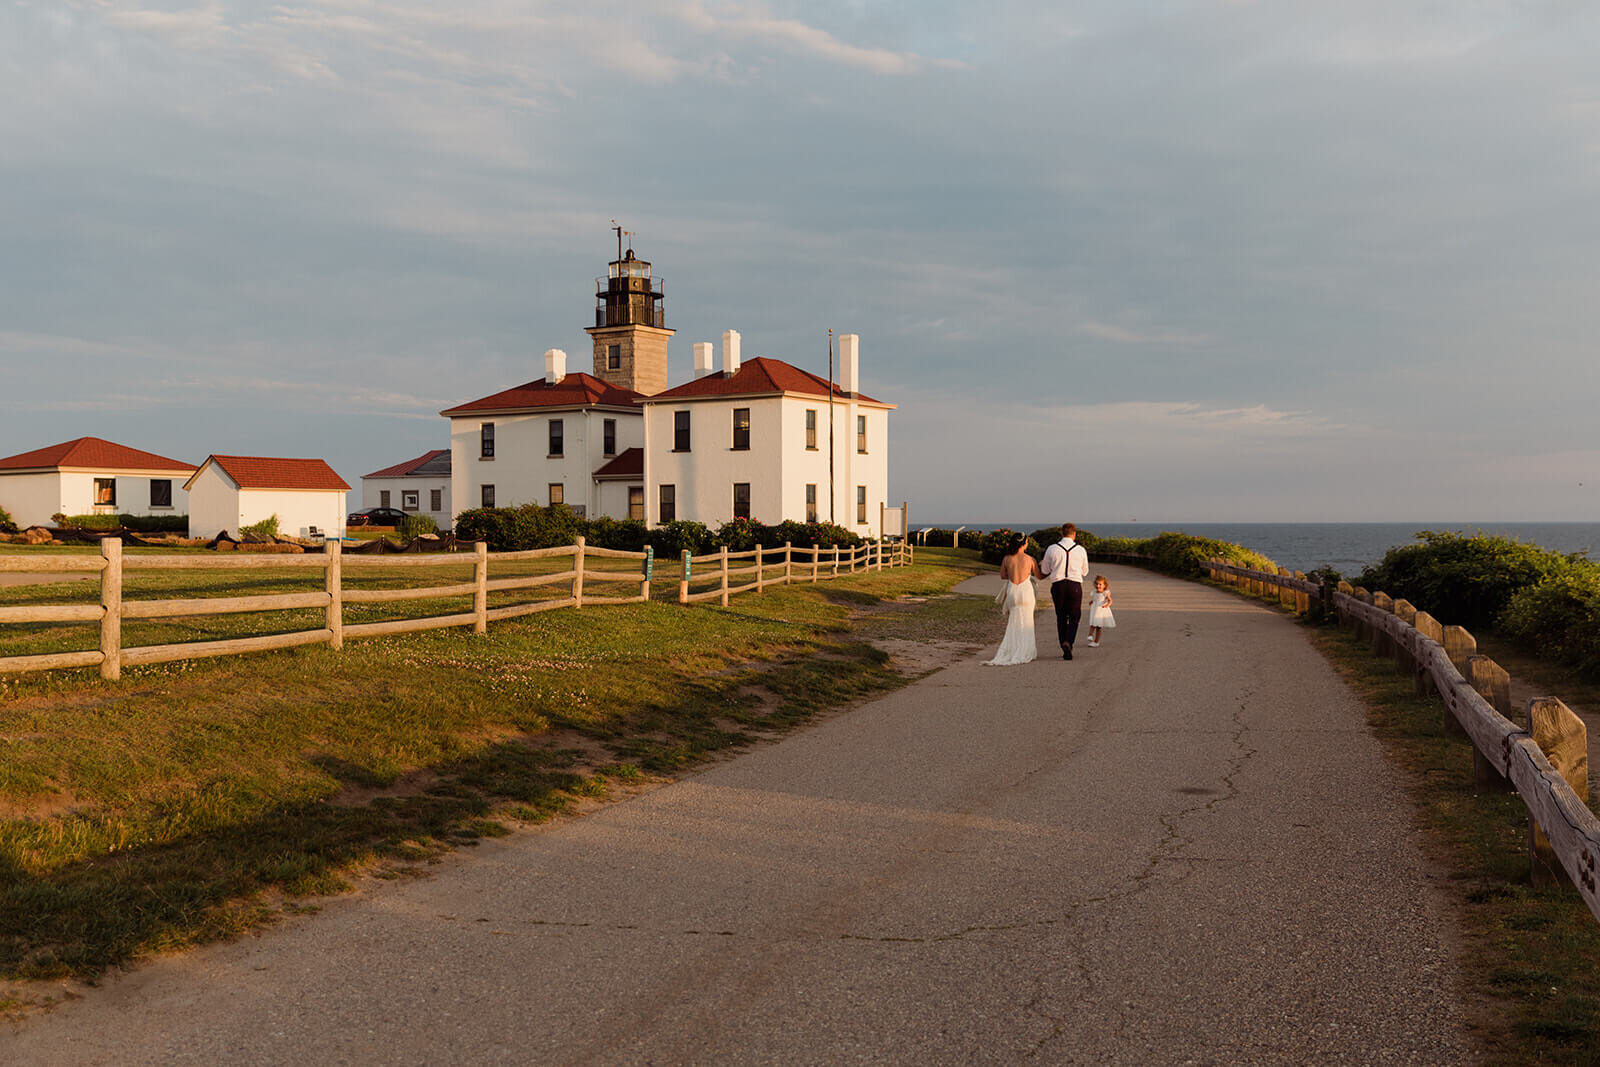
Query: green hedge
1357 531 1576 630
452 506 864 555
51 512 189 533
0 505 15 534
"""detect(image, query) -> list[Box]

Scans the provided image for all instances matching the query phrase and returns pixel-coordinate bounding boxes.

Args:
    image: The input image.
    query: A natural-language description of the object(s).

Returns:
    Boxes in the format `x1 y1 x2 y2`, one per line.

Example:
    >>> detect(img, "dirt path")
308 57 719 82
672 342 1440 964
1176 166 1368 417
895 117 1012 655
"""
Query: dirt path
4 564 1470 1063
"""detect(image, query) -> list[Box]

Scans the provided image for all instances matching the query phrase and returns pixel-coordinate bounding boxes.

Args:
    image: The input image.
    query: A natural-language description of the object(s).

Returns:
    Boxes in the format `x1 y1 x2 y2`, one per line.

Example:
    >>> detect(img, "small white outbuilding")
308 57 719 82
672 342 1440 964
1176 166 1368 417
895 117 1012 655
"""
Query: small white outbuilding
0 437 196 528
185 455 350 540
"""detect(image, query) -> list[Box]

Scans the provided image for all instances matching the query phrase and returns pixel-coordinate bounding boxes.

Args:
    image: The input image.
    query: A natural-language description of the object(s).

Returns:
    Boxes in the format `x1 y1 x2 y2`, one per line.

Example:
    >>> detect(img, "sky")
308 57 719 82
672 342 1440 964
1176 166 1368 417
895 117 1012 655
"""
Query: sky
3 0 1598 523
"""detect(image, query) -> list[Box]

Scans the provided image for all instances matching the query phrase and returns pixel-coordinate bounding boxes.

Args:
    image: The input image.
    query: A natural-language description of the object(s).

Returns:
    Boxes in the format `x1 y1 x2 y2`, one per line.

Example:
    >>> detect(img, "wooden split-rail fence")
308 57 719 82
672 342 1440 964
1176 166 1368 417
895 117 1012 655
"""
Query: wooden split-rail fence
0 537 912 681
1204 558 1600 922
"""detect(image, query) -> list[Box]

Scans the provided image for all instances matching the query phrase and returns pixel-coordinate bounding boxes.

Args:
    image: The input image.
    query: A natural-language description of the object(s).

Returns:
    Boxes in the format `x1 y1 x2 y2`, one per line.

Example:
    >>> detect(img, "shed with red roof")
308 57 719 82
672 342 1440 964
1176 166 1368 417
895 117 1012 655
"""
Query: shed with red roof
184 454 351 540
0 437 197 528
360 449 452 528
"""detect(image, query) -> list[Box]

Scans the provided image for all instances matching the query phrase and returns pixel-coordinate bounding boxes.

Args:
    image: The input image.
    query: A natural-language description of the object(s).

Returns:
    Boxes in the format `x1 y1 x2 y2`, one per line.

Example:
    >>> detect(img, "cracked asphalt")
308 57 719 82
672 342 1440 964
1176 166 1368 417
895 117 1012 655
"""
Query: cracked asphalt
4 564 1470 1064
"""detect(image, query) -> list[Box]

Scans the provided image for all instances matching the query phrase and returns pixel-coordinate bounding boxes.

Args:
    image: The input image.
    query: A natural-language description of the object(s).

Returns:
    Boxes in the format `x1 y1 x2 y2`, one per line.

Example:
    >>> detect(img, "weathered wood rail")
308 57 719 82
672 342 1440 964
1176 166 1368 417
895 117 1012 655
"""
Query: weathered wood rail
0 537 912 680
1204 558 1600 921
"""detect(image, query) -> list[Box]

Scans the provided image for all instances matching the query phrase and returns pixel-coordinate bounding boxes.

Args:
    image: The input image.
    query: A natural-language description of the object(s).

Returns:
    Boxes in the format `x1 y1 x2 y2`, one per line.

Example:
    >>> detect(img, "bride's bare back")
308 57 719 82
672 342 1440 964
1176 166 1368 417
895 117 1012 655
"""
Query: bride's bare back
1001 550 1036 585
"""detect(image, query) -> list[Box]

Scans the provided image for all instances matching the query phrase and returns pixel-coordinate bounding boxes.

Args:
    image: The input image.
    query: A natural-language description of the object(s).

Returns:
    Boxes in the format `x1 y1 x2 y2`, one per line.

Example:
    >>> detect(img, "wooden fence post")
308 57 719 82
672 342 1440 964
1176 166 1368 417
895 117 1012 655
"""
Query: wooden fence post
720 545 730 607
1293 571 1308 615
833 544 840 578
573 536 586 608
473 542 488 633
1442 625 1476 735
1371 593 1394 656
99 536 122 681
641 545 653 602
1529 697 1589 888
811 544 819 583
1278 568 1293 609
1391 598 1417 674
1467 655 1513 788
325 538 344 649
784 542 792 585
679 549 691 604
1412 611 1444 696
755 543 764 591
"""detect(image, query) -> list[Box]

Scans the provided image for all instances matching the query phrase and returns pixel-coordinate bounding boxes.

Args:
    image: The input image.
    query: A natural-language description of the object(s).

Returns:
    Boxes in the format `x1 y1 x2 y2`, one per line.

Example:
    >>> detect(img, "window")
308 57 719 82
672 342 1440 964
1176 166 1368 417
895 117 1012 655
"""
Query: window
628 487 644 521
548 483 564 506
805 409 817 450
732 407 750 450
673 410 691 452
402 490 420 511
608 343 621 370
659 484 676 523
481 484 496 508
857 414 868 454
733 482 751 520
549 418 564 456
380 490 391 508
805 483 817 523
430 489 442 512
149 479 172 509
857 485 867 524
94 478 116 506
603 418 616 456
480 422 495 459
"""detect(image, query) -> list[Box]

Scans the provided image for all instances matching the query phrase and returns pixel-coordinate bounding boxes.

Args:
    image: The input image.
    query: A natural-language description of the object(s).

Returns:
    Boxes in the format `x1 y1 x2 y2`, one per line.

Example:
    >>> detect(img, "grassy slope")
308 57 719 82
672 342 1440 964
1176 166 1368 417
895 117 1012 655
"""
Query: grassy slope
0 549 989 993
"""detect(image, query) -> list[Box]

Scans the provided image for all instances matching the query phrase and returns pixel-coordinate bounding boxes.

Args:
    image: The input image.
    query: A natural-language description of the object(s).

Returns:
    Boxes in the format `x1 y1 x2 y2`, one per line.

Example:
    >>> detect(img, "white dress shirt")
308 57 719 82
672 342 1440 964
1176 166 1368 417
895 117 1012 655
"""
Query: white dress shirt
1039 537 1089 584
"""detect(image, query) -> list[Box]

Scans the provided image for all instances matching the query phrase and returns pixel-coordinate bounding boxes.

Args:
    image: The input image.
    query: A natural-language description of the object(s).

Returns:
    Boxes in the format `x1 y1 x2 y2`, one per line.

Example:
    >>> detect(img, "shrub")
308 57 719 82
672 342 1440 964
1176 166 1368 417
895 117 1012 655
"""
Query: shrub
0 505 16 534
714 518 777 552
646 521 715 558
1500 566 1600 680
399 514 438 540
49 513 188 533
979 528 1039 566
239 514 280 540
585 516 649 551
1357 532 1577 629
452 504 585 551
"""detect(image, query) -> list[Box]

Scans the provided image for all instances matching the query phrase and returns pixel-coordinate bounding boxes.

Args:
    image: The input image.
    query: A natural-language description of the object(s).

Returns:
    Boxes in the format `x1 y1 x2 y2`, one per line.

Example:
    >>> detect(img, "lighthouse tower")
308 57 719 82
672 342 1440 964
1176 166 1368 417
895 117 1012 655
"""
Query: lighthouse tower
586 230 673 396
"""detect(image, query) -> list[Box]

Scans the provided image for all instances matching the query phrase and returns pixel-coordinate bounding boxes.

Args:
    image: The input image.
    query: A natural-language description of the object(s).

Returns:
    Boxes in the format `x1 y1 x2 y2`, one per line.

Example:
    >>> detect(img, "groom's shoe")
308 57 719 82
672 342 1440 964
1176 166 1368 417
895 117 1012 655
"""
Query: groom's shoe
1062 645 1073 660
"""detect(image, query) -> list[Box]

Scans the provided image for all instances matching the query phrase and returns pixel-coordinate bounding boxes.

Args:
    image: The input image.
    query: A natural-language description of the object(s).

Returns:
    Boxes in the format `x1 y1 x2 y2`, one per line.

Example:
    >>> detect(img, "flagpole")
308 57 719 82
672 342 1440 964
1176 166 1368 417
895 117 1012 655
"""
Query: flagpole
828 329 835 525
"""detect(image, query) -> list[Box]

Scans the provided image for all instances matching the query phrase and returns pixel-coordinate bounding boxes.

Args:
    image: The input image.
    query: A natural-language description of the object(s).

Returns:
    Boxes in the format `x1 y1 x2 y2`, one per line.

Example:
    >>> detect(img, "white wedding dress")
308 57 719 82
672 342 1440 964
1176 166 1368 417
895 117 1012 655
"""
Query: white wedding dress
985 577 1038 665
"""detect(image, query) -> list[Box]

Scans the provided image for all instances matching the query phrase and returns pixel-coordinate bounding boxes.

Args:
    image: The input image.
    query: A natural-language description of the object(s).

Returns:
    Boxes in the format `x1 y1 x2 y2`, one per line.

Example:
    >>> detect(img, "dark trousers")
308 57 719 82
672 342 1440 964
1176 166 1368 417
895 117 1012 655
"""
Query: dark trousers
1051 579 1083 650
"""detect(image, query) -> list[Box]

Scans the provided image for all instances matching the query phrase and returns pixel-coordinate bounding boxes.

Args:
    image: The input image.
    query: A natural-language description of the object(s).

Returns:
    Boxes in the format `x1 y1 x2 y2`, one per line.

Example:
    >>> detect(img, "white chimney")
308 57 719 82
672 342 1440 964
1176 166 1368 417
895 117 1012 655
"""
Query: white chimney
694 342 715 379
722 329 741 375
544 348 566 384
838 333 859 395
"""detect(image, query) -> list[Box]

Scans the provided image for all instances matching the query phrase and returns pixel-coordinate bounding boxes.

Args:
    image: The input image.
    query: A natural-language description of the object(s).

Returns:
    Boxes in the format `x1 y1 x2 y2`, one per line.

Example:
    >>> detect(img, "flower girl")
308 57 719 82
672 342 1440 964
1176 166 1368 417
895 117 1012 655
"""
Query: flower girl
1087 575 1115 648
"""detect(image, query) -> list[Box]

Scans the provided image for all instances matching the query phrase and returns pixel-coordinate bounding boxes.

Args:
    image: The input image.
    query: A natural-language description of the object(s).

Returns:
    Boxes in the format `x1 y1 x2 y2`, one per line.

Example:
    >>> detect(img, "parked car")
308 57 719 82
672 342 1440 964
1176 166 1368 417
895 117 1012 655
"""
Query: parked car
348 507 409 527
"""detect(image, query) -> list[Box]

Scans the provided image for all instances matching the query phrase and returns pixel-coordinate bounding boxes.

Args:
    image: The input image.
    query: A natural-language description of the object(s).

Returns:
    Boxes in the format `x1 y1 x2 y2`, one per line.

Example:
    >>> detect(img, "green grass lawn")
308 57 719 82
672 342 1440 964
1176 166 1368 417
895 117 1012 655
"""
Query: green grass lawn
0 547 987 993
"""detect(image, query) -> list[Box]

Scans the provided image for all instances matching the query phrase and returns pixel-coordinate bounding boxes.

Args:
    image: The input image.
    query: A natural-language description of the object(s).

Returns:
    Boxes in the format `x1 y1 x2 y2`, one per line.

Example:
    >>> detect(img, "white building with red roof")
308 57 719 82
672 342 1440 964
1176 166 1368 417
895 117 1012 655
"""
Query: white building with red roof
437 240 896 534
640 331 895 534
361 449 452 528
184 455 350 540
0 437 197 527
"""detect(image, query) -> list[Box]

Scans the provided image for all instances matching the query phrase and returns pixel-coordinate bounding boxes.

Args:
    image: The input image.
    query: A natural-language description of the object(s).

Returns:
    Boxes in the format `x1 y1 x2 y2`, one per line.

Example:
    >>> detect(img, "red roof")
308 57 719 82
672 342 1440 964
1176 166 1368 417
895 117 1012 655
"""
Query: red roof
441 372 643 416
364 449 450 479
593 447 643 480
0 436 196 473
199 455 350 491
642 357 891 406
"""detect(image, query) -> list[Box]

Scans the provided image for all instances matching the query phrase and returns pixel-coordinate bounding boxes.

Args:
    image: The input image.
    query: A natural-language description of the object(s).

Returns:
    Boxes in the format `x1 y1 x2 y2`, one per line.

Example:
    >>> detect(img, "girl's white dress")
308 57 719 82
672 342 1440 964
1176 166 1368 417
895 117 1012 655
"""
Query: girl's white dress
985 577 1037 665
1088 590 1116 628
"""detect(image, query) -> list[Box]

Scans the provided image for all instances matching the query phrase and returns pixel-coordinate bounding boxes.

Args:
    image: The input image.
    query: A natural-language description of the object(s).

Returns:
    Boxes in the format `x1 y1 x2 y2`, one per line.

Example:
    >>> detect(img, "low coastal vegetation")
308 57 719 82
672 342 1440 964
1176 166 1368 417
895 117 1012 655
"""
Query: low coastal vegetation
1360 531 1600 681
455 503 866 555
955 525 1278 577
0 550 987 993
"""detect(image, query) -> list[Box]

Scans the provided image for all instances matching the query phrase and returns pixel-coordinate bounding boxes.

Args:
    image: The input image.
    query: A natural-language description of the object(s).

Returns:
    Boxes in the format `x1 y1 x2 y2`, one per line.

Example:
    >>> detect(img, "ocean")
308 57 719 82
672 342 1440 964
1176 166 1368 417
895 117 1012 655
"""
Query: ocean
920 522 1600 578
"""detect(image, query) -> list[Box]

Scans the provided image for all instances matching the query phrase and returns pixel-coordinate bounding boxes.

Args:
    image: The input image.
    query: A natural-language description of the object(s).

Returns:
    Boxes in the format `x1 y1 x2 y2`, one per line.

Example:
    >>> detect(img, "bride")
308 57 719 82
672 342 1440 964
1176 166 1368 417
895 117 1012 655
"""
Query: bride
985 533 1040 666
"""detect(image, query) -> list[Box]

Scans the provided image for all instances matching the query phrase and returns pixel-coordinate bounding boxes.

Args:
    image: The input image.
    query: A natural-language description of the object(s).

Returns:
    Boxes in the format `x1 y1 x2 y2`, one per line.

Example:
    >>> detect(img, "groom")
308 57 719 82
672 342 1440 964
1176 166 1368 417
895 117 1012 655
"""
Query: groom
1038 522 1089 660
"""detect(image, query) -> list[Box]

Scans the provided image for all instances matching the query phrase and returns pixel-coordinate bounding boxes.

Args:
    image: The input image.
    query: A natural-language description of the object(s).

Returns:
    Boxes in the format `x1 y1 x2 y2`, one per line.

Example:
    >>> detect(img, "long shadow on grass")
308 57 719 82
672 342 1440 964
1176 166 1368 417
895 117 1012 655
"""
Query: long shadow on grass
0 642 900 983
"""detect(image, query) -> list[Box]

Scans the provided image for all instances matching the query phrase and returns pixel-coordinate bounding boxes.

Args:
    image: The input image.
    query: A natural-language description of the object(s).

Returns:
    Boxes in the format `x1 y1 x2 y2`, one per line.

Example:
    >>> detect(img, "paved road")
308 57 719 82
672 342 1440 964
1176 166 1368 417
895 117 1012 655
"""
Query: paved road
5 564 1469 1064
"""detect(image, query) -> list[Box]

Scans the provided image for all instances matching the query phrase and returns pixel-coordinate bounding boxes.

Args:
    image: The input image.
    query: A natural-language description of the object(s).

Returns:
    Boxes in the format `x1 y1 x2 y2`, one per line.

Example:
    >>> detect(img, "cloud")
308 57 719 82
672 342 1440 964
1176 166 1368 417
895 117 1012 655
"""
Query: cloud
672 2 969 74
1079 321 1210 346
